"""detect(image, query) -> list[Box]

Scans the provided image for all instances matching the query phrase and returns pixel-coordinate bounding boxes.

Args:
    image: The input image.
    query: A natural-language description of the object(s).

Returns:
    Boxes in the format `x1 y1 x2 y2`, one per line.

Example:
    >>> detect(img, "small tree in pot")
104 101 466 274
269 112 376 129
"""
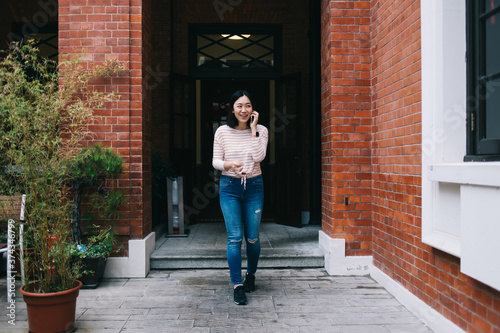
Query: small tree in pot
67 144 125 288
67 143 124 244
70 224 119 288
0 41 125 332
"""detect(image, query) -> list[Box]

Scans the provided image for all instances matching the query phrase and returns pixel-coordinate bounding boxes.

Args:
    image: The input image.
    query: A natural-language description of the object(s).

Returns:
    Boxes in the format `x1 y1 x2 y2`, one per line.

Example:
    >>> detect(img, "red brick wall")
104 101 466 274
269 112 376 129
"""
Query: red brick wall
369 1 500 332
321 0 500 331
59 0 153 254
320 0 372 256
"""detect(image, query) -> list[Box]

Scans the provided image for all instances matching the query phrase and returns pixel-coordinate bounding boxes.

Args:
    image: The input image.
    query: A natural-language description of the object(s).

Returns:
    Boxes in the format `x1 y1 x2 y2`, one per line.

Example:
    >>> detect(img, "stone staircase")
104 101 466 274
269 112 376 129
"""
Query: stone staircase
150 222 324 269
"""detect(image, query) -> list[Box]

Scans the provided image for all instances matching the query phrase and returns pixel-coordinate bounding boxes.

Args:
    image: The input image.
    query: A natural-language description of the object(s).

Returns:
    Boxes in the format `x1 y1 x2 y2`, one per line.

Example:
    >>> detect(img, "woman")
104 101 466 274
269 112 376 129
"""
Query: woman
212 90 269 305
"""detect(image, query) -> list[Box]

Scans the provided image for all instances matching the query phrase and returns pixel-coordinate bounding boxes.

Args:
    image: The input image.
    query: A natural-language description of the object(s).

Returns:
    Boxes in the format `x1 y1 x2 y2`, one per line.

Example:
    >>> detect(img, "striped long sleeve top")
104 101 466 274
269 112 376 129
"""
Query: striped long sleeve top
212 124 269 178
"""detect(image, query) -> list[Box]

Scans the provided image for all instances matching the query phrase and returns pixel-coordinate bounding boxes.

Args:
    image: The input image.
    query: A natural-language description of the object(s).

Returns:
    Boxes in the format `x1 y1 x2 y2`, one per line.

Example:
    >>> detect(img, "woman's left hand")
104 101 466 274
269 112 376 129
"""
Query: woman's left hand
250 111 259 130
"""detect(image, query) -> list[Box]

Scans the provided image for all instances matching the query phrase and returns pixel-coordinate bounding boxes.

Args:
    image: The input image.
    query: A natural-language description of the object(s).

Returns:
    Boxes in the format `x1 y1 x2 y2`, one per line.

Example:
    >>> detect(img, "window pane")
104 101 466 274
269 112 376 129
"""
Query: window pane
485 79 500 139
481 0 500 13
25 33 58 60
200 44 227 59
485 11 500 75
196 33 274 69
197 36 212 48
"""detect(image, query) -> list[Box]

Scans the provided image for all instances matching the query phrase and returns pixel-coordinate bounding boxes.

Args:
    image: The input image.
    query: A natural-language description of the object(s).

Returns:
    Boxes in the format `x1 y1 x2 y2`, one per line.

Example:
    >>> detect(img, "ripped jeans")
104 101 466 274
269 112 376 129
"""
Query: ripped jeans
219 175 264 285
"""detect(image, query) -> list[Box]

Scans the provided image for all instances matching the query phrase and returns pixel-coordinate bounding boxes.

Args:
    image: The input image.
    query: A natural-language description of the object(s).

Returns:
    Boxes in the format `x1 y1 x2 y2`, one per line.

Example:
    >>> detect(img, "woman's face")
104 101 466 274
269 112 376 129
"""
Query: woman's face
232 95 253 124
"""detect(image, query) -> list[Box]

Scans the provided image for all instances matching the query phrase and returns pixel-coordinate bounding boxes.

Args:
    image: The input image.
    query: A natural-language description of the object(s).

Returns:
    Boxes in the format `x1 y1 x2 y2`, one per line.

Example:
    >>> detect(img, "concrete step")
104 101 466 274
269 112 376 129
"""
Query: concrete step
150 223 324 269
150 248 324 269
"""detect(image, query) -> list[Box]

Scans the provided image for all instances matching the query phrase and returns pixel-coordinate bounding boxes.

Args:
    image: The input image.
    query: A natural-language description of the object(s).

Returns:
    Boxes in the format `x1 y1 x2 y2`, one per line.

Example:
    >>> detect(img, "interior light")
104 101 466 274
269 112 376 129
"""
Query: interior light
221 34 251 40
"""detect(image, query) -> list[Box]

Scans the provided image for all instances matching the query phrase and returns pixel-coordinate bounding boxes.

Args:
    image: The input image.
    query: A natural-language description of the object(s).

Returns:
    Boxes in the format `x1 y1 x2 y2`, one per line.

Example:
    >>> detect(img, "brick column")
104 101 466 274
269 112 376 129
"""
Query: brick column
320 0 372 256
59 0 152 254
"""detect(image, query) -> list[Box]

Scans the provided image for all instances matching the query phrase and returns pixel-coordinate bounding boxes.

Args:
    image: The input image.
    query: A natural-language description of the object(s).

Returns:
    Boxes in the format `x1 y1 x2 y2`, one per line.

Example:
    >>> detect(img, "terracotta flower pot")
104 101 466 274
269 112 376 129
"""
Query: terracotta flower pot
20 280 82 333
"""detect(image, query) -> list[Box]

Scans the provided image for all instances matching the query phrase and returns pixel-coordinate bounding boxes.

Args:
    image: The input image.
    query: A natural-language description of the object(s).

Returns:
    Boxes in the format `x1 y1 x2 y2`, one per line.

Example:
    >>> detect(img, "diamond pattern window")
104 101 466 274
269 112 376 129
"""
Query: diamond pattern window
190 25 282 78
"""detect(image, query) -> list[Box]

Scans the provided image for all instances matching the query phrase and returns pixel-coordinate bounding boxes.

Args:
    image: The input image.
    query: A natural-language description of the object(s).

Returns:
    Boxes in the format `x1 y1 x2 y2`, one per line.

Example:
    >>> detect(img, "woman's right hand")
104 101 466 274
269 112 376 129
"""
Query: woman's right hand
224 161 243 174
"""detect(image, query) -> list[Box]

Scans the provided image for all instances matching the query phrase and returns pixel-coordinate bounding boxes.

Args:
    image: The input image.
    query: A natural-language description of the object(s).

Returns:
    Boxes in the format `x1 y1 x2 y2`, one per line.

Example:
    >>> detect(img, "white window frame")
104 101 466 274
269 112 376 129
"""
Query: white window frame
421 0 500 291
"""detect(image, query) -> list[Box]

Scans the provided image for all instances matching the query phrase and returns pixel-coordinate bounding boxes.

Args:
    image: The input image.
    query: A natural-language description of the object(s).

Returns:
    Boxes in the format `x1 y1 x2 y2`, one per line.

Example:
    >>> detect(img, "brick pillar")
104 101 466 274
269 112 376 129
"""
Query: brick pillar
59 0 152 253
320 0 372 256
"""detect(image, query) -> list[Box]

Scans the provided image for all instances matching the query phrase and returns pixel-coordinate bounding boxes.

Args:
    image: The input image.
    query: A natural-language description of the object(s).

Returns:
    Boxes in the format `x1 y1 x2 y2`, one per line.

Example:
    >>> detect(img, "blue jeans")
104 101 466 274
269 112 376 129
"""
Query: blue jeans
219 175 264 285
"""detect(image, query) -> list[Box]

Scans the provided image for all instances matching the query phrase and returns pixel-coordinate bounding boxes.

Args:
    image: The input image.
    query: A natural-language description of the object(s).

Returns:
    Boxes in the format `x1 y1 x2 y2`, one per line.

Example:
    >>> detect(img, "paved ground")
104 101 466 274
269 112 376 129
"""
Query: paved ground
0 268 434 333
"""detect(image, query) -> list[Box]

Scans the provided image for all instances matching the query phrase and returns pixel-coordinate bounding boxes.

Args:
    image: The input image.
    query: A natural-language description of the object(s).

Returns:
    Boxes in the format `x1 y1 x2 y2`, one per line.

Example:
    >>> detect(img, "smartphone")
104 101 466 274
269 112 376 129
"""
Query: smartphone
250 115 254 123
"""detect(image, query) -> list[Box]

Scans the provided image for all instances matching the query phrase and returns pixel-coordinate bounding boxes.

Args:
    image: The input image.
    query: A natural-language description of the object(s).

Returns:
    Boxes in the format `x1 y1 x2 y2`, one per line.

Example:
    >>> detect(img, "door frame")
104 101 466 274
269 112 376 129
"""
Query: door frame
175 14 323 226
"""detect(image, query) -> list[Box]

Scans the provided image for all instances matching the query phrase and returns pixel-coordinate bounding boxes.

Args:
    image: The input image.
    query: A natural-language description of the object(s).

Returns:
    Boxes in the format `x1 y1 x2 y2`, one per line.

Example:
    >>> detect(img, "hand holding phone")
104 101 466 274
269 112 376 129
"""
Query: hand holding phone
250 111 258 124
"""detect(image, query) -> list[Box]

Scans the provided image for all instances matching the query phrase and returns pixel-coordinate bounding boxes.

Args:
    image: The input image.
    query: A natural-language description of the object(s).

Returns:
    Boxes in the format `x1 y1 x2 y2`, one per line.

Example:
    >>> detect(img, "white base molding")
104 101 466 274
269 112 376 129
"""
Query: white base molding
104 232 156 278
318 231 372 275
371 265 465 333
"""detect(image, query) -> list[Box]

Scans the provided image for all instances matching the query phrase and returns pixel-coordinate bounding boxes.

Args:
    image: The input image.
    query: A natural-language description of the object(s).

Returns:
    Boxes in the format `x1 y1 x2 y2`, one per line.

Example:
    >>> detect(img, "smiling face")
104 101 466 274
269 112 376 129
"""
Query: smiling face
232 95 253 128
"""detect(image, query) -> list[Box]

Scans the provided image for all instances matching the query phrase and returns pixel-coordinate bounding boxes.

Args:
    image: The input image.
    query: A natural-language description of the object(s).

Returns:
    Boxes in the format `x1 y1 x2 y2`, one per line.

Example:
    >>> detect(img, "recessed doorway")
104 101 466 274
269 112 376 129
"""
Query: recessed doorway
195 79 272 222
184 76 304 228
162 19 317 230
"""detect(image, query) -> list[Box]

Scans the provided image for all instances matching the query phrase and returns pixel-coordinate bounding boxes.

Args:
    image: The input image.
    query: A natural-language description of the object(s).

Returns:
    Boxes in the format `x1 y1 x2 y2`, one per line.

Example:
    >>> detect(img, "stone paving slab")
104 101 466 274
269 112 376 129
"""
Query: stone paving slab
0 268 434 333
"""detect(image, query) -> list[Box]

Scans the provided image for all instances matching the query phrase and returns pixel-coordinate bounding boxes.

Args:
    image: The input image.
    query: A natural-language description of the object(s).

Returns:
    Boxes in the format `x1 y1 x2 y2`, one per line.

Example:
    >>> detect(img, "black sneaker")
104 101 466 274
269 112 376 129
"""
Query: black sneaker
244 273 255 293
233 286 247 305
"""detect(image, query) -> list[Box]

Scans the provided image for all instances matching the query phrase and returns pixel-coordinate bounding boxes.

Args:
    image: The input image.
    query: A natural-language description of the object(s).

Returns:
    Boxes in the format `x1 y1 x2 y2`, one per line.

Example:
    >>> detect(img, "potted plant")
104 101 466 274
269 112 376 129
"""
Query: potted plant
70 224 118 288
66 144 125 288
0 41 124 332
66 143 125 244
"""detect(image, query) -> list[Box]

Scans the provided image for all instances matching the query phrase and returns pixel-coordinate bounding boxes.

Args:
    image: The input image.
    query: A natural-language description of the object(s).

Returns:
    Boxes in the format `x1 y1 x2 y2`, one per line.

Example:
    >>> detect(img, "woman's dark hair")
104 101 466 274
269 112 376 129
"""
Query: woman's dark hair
227 90 254 128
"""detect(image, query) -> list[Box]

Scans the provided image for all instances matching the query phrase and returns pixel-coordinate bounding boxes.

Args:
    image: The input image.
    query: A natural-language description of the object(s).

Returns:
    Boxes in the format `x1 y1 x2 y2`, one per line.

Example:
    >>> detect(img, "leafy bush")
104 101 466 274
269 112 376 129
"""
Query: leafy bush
0 42 125 293
70 225 119 259
67 144 125 244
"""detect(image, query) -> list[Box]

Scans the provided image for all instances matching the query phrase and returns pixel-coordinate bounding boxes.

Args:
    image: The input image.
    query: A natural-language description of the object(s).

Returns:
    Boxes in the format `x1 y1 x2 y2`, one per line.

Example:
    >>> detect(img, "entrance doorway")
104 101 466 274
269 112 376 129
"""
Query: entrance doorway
162 19 319 230
183 77 304 227
196 79 271 222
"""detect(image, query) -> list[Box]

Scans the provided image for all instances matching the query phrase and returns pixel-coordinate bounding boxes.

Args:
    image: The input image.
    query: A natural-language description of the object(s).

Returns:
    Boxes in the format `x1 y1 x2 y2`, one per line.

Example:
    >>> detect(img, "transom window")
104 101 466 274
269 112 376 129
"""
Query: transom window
466 0 500 160
190 24 282 78
11 22 58 60
197 34 274 69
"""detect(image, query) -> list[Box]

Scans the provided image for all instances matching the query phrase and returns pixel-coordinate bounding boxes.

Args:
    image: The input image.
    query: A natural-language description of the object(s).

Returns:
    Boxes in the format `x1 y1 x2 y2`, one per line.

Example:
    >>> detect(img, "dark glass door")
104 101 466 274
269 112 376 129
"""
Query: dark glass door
274 74 302 227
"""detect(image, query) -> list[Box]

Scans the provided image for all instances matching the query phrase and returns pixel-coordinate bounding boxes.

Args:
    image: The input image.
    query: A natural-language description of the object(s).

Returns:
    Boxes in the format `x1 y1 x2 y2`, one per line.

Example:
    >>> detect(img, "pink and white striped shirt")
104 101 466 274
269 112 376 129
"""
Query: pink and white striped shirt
212 124 269 178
